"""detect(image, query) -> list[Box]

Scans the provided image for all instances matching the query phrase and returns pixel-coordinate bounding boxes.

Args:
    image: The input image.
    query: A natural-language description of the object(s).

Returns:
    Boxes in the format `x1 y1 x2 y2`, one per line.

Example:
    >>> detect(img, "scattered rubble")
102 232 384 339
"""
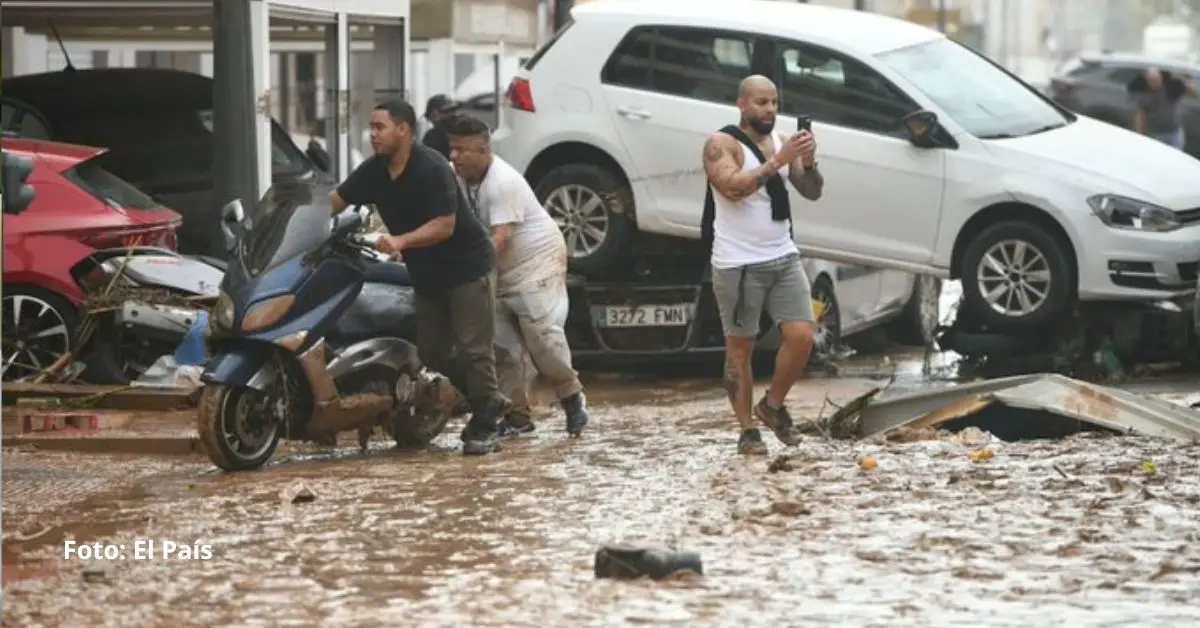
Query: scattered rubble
809 373 1200 443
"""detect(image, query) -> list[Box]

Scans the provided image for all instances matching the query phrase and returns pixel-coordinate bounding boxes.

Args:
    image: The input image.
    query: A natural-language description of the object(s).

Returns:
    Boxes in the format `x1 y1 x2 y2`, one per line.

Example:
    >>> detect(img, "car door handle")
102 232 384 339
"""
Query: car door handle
616 106 652 120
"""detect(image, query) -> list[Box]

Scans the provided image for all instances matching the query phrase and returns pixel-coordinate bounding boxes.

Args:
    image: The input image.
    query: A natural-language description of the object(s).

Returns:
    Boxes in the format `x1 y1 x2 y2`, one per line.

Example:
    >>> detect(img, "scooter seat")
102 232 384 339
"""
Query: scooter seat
195 255 228 272
363 261 411 286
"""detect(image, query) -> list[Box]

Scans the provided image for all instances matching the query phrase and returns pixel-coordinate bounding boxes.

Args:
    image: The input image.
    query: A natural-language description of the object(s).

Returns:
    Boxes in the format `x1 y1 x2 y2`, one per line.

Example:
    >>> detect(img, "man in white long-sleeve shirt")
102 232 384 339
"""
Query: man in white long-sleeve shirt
444 114 589 438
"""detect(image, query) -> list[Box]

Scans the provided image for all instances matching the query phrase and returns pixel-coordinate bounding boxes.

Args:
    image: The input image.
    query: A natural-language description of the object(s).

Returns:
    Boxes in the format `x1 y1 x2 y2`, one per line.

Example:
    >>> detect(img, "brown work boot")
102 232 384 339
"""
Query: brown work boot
754 396 803 446
737 428 769 456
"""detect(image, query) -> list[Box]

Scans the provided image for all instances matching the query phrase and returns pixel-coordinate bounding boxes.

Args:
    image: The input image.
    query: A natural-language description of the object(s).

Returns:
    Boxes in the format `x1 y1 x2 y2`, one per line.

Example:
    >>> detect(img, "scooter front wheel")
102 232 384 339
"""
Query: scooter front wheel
197 384 281 472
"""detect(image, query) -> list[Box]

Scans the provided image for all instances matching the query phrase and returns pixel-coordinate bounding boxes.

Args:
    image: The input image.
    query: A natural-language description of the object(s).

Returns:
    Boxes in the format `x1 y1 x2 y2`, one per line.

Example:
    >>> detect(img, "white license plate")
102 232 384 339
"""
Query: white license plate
598 304 692 328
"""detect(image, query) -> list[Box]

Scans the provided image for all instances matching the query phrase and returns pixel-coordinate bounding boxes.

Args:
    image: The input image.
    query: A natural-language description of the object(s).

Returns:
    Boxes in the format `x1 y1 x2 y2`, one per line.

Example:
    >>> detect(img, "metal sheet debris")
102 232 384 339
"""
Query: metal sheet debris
823 373 1200 442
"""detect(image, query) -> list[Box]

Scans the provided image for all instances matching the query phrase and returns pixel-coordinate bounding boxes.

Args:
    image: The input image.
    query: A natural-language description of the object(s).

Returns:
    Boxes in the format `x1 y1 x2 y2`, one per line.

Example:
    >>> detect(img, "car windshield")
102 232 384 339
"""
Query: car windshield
877 38 1071 139
63 156 160 210
237 182 335 277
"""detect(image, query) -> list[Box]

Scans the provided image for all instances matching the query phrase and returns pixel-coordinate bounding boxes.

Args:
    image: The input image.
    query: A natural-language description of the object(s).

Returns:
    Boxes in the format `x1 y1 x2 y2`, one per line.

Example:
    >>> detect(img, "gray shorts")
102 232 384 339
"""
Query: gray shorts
711 253 814 338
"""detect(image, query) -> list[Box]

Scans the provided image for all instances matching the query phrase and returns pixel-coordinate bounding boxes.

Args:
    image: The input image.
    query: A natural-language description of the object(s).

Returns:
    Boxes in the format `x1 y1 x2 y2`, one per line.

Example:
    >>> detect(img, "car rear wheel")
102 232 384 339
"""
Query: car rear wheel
535 163 634 276
1 286 77 382
959 221 1073 330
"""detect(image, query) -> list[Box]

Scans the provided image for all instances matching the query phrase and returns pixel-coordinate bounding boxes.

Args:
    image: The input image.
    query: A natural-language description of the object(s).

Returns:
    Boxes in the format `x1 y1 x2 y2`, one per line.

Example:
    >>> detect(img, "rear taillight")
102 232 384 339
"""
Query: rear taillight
80 226 176 250
506 78 535 113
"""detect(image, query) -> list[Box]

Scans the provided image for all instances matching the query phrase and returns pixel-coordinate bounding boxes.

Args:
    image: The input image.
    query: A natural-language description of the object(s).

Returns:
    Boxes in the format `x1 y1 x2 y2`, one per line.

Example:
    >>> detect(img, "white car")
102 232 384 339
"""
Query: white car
493 0 1200 332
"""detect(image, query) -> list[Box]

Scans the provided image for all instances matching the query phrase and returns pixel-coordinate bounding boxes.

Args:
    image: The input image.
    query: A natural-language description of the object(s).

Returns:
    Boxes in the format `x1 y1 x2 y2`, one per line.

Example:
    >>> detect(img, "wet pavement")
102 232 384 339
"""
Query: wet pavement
6 371 1200 626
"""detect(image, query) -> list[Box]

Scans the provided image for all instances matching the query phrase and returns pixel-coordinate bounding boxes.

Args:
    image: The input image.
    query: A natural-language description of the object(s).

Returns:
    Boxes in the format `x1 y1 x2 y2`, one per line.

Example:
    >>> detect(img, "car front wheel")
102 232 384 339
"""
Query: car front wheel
535 164 634 276
959 220 1073 330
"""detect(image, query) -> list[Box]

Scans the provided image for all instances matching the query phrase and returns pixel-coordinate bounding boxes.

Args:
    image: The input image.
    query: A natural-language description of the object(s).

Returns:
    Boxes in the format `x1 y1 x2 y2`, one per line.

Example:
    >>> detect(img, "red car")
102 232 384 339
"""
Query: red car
2 137 182 382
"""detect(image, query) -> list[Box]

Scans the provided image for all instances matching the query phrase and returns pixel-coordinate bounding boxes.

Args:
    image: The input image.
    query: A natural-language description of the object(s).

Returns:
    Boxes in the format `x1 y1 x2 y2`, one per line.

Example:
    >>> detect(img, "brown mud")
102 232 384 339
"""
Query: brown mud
5 374 1200 625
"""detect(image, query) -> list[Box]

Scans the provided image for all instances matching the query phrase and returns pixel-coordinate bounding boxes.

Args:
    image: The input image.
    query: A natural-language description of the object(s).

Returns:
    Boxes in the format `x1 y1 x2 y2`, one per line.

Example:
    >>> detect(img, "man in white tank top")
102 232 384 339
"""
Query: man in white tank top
446 115 589 439
701 75 824 456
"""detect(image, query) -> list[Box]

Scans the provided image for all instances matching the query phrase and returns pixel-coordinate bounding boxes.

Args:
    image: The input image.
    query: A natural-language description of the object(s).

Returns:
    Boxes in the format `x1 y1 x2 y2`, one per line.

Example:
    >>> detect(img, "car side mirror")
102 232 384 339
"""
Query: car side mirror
306 140 332 173
902 110 942 148
220 199 246 252
2 152 37 215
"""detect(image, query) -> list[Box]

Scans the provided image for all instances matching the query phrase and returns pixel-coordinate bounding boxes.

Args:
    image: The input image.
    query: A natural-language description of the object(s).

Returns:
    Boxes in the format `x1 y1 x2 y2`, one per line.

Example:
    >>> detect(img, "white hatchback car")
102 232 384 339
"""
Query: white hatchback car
494 0 1200 332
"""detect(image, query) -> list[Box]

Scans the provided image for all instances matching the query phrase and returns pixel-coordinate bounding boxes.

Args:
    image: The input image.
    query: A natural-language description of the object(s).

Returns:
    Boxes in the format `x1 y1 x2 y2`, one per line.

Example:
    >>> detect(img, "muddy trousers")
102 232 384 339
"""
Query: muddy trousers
494 277 582 423
414 274 507 419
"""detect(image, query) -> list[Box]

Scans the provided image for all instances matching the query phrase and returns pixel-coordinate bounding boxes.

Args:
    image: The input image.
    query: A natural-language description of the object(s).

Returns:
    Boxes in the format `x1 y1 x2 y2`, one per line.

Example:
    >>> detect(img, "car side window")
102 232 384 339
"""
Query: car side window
650 27 757 103
601 26 769 105
776 40 918 137
1 100 51 139
601 26 656 89
1104 66 1142 89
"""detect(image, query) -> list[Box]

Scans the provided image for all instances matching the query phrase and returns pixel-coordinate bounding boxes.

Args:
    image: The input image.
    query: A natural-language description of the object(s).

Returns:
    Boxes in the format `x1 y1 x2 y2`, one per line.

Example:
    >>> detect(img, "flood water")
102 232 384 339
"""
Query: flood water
6 374 1200 626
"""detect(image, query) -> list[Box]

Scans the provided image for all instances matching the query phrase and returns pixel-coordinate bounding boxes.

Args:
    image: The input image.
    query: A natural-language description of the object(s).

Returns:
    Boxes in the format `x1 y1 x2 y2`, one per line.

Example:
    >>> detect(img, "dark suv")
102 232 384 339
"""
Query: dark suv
1048 53 1200 159
2 68 333 257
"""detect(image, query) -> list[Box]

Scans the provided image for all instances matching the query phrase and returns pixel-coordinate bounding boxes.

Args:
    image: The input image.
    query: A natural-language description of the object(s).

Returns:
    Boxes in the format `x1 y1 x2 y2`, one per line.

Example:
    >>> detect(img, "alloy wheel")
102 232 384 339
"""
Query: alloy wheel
544 184 609 258
976 239 1052 317
221 387 281 461
2 293 71 381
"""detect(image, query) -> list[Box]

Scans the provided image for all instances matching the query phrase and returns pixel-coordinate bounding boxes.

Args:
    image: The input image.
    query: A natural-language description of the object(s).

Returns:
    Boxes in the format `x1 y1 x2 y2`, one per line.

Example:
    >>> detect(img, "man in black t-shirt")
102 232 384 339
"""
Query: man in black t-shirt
331 100 505 456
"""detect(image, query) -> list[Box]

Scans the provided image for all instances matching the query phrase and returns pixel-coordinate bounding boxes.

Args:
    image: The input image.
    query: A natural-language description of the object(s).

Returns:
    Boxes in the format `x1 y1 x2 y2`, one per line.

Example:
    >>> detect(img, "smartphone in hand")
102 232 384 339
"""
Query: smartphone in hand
797 115 812 133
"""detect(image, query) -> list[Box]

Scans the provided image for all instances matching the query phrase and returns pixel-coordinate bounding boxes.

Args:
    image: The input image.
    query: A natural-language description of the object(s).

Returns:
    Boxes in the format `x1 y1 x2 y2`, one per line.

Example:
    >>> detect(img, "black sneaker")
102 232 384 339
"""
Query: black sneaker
562 392 589 437
737 428 769 456
461 419 502 456
754 396 803 446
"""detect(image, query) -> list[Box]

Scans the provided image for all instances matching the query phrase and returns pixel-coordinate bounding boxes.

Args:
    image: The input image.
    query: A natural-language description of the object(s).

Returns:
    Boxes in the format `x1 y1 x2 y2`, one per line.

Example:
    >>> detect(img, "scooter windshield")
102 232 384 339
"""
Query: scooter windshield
239 182 337 277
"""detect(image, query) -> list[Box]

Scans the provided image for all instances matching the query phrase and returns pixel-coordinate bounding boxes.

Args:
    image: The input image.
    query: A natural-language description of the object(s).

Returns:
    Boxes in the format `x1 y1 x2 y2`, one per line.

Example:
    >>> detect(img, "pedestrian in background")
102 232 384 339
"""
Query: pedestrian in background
331 100 507 455
701 75 823 456
422 94 459 160
1129 67 1196 150
444 114 590 438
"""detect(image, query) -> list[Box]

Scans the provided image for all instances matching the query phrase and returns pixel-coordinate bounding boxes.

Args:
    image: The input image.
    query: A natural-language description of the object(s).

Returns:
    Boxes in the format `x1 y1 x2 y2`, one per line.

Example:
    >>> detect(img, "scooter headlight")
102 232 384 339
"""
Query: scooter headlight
242 294 296 332
214 292 235 329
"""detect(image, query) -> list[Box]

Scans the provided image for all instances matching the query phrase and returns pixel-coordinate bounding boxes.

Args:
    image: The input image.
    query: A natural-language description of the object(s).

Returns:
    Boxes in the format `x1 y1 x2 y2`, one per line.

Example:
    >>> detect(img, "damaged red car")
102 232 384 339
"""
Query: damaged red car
2 137 181 381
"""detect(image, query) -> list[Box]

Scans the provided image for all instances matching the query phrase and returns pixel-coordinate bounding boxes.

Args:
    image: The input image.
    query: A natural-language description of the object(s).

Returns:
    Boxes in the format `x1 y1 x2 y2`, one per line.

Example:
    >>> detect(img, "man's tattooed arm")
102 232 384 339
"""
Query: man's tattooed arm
702 133 782 202
787 162 824 201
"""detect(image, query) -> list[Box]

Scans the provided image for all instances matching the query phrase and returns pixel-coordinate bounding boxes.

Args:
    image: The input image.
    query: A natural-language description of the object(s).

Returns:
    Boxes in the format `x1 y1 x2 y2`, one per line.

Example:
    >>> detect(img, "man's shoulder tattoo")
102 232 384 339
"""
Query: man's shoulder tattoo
703 136 725 163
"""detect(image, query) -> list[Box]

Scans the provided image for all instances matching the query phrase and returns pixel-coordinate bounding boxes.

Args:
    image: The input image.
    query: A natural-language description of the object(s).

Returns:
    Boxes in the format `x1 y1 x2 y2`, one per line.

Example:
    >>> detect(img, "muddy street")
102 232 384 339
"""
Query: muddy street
6 374 1200 626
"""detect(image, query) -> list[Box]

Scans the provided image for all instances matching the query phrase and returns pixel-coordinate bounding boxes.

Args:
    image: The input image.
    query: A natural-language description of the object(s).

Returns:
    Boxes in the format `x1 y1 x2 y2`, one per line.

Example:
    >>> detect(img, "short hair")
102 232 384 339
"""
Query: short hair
374 100 417 130
442 114 491 141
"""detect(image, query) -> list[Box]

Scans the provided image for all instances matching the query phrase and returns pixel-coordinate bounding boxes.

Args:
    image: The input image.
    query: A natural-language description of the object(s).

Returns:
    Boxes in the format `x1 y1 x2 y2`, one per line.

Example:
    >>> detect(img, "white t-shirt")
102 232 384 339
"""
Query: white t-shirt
710 130 798 269
461 156 567 294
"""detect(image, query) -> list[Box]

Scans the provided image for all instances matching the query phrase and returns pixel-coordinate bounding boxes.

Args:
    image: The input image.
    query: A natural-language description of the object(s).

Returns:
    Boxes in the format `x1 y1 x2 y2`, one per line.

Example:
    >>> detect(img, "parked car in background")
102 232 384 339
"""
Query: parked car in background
2 138 182 382
494 0 1200 334
2 68 331 258
1048 52 1200 159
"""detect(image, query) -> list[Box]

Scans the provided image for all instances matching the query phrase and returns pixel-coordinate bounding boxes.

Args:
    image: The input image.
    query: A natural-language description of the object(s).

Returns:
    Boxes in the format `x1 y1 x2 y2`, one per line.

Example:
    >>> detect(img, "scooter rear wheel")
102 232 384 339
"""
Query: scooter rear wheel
197 384 282 472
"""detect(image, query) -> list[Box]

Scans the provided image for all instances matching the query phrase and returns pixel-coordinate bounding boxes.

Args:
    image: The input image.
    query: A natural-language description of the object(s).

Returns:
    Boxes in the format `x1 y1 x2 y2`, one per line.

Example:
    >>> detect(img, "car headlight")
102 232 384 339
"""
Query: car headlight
1087 194 1181 232
213 292 236 329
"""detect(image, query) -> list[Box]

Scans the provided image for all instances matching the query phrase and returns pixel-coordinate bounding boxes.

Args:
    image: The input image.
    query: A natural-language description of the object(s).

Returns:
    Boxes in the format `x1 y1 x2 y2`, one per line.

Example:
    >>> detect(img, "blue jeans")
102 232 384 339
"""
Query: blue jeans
1149 128 1186 150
